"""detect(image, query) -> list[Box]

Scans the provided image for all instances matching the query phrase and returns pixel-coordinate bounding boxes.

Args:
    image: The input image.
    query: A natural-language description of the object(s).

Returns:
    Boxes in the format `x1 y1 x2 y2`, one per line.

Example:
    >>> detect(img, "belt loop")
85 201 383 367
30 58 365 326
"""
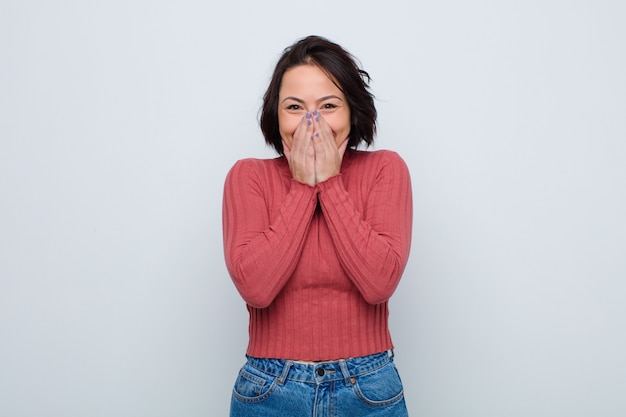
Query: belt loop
338 360 354 386
277 360 293 386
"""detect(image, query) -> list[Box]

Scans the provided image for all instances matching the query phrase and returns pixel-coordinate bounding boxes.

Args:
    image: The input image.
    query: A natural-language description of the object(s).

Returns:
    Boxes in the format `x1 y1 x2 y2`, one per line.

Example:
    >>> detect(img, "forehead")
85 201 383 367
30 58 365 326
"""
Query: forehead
279 65 343 97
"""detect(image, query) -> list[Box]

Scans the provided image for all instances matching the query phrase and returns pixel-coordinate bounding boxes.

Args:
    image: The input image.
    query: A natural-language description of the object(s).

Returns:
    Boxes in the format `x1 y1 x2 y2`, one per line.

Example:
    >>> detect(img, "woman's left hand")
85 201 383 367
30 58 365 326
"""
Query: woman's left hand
312 111 349 183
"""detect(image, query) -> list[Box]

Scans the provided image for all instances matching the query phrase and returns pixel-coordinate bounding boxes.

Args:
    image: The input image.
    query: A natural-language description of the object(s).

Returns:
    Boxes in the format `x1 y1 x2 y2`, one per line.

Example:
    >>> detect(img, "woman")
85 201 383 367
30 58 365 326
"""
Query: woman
223 35 412 417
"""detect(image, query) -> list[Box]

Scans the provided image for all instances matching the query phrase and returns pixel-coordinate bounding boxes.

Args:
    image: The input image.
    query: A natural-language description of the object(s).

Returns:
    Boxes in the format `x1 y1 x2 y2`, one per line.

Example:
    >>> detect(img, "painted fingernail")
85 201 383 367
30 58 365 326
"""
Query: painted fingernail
306 112 311 119
315 132 319 137
307 120 312 126
315 117 319 122
312 110 318 116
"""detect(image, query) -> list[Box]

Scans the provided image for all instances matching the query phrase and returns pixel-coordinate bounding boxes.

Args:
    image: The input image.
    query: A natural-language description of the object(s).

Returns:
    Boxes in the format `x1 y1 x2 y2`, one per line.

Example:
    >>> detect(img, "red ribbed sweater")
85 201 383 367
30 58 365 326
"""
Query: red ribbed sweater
222 149 412 361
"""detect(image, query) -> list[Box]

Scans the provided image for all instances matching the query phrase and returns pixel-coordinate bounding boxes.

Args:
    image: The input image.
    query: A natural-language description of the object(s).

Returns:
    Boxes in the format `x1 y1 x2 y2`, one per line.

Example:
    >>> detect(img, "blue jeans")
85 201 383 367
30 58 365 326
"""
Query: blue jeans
230 350 408 417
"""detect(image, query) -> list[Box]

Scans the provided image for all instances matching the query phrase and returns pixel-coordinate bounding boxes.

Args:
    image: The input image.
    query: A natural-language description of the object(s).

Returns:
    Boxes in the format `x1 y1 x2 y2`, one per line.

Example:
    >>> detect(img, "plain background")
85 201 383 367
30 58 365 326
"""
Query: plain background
1 1 625 416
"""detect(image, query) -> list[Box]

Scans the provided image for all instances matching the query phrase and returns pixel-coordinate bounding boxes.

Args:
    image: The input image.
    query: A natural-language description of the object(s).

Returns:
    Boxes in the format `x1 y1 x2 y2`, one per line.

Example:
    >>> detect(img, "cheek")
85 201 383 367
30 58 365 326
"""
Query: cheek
278 114 300 140
325 113 351 139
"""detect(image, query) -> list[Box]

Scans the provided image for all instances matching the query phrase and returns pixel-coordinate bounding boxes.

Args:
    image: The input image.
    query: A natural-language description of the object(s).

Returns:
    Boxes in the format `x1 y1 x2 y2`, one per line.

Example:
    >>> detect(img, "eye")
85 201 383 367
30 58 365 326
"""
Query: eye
322 103 338 110
286 104 301 110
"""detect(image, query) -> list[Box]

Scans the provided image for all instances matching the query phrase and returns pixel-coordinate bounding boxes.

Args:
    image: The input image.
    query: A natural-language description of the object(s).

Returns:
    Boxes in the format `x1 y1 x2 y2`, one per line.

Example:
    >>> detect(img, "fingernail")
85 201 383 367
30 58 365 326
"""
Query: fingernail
315 132 319 137
307 120 312 126
306 112 311 119
315 117 319 122
312 110 318 116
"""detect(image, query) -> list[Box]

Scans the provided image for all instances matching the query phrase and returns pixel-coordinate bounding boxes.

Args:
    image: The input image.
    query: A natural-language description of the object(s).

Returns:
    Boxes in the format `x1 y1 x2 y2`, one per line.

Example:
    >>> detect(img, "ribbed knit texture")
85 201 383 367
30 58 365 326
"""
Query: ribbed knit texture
223 149 412 361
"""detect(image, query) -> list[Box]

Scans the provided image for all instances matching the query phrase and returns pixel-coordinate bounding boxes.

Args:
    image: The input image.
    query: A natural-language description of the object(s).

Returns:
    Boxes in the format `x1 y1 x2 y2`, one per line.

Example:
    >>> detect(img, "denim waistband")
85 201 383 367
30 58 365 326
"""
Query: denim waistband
245 350 394 385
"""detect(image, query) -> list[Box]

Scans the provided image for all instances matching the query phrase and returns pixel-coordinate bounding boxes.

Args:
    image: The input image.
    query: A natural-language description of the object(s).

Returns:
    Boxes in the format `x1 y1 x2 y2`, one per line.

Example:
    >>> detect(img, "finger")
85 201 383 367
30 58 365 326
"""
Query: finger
292 112 314 150
312 111 337 146
287 113 317 186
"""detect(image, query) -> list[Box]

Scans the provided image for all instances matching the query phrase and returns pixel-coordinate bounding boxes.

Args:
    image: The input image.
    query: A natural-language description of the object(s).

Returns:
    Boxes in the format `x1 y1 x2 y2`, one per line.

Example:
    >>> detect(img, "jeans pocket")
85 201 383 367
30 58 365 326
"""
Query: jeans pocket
232 364 278 403
353 362 405 407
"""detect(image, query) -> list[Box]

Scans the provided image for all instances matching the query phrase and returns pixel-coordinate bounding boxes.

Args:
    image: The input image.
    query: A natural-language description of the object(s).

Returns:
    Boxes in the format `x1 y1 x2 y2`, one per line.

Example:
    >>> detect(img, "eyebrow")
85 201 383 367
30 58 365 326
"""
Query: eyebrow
280 95 344 104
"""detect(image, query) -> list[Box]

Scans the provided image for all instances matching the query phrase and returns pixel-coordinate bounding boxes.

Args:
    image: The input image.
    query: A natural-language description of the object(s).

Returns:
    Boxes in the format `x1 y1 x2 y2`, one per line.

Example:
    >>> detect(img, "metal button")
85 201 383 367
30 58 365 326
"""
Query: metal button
316 368 325 377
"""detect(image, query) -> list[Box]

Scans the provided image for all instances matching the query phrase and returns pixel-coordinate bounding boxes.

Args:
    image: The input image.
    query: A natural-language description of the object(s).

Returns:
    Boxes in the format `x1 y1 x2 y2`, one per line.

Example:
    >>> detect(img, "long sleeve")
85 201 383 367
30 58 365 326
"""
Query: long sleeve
222 158 318 308
316 150 412 304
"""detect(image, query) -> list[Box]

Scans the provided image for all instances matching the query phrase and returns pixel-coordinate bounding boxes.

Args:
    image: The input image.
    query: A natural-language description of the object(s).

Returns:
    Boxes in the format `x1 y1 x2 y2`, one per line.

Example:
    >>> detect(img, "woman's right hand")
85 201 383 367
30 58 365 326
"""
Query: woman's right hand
282 113 316 187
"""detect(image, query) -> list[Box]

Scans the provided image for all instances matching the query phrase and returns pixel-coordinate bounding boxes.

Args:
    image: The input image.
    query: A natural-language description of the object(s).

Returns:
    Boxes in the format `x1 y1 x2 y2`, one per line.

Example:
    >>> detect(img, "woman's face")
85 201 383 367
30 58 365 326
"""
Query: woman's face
278 64 351 150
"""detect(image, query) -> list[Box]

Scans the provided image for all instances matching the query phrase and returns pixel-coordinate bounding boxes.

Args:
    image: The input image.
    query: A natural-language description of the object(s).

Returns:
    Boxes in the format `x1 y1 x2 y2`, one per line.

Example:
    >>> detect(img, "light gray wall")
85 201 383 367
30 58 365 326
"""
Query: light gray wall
1 1 624 416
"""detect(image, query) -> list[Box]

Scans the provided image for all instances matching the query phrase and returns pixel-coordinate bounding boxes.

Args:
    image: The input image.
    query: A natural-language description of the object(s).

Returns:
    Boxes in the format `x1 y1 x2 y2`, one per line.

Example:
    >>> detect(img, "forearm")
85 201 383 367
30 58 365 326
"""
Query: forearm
316 161 412 304
223 168 318 308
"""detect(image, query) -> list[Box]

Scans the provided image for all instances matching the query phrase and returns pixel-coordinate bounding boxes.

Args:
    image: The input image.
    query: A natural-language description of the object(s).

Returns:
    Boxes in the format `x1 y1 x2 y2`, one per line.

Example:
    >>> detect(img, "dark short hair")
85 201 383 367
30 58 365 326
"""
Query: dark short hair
260 35 377 155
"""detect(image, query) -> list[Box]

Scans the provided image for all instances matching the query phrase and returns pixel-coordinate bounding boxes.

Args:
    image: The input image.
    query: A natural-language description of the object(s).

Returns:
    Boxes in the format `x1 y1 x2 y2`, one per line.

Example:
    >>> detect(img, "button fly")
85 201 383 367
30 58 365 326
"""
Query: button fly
316 368 325 377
